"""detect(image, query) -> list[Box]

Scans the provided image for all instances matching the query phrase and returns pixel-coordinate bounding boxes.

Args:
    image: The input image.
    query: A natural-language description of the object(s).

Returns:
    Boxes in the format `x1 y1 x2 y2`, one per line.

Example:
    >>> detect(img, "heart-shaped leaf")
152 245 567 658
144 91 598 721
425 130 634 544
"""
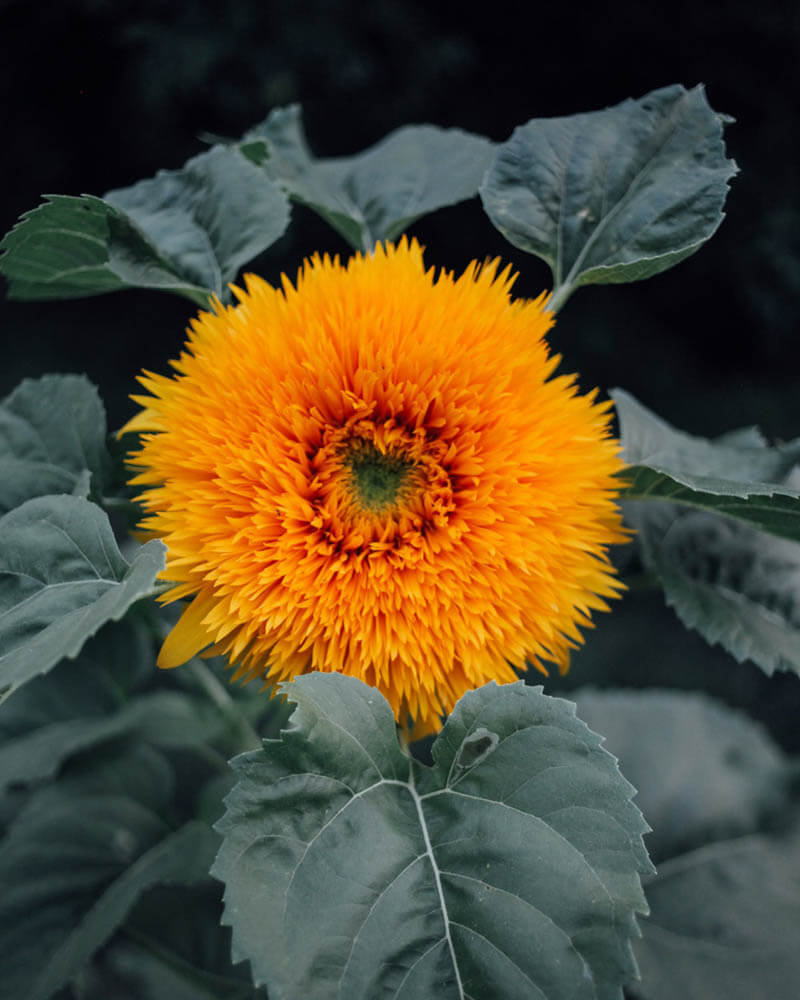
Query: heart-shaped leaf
213 673 652 1000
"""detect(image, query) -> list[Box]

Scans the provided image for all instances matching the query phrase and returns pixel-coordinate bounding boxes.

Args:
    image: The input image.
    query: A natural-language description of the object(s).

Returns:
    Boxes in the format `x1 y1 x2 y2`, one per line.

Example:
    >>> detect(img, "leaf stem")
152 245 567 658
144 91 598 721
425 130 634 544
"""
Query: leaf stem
545 282 575 315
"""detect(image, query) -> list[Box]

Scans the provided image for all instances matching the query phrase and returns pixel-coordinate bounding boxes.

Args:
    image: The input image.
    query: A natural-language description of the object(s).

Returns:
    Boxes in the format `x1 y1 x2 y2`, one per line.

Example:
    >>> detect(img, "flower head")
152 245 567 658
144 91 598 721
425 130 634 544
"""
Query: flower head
124 239 626 731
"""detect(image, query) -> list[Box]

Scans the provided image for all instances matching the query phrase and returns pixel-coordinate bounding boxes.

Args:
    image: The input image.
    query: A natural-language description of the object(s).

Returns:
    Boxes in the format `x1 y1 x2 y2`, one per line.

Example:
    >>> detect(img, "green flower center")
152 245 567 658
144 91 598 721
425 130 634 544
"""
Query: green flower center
346 444 414 512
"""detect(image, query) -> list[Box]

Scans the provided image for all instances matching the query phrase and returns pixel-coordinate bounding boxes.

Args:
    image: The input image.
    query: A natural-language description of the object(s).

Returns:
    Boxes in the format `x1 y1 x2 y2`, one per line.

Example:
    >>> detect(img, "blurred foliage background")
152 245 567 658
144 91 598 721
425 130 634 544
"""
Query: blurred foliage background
2 0 799 748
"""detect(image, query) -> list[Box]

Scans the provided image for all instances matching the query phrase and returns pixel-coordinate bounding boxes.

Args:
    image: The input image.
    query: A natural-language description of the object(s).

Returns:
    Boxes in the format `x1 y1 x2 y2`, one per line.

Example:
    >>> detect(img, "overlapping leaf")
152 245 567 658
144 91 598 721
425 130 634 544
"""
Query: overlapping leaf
87 885 264 1000
570 688 788 861
0 494 165 701
628 502 800 678
614 389 800 540
0 146 290 304
240 105 495 250
213 672 652 1000
631 829 800 1000
0 374 111 513
480 84 736 310
0 744 219 1000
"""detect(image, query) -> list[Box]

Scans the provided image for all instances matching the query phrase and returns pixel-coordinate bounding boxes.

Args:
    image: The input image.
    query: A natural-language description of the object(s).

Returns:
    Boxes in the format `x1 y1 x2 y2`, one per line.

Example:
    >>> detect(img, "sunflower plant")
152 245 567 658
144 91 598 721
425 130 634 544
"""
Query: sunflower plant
1 84 798 1000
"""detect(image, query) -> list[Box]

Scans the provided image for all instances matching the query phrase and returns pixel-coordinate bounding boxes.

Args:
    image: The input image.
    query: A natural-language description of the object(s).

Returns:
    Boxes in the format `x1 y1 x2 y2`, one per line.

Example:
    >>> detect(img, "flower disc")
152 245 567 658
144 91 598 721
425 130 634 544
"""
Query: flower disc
124 239 626 730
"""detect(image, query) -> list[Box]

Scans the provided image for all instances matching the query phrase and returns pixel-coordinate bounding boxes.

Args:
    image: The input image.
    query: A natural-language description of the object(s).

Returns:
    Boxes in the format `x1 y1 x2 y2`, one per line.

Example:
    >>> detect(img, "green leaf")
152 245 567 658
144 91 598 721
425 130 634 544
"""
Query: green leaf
104 145 290 298
0 375 111 514
87 937 260 1000
0 682 228 791
480 84 736 311
241 105 495 250
0 660 127 791
0 194 210 304
213 672 652 1000
88 885 264 1000
570 688 787 862
0 744 218 1000
628 502 800 679
613 389 800 541
631 829 800 1000
0 146 290 304
0 495 165 702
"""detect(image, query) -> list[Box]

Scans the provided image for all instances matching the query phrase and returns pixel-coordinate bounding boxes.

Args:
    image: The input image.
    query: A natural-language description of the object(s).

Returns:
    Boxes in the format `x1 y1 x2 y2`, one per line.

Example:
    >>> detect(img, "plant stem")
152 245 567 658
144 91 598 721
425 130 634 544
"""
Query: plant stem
545 282 575 315
187 658 262 752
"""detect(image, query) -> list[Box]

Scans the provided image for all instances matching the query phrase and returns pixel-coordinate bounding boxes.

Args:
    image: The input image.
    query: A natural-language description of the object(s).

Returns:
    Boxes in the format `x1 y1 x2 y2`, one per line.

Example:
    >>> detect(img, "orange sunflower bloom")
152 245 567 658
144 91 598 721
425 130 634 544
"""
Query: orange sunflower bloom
123 238 626 731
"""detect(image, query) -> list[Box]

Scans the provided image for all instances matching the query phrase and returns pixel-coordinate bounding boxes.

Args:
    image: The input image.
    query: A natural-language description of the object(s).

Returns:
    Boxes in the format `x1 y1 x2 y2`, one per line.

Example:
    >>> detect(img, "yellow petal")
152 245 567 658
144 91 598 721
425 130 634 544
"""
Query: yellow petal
157 590 215 669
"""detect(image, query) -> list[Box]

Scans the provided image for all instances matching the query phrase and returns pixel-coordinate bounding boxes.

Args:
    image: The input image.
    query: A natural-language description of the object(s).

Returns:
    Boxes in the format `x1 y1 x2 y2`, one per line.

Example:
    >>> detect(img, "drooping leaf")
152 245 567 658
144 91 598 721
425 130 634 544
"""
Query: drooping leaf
0 146 290 304
570 688 788 862
213 672 652 1000
628 502 800 679
0 494 165 702
0 743 218 1000
241 105 495 250
480 84 736 311
613 389 800 540
631 829 800 1000
0 375 111 513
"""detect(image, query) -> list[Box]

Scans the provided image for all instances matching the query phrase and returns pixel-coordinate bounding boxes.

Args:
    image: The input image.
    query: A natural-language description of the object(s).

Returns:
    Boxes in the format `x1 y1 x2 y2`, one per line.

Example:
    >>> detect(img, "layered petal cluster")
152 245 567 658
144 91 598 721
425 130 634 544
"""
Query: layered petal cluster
124 239 627 730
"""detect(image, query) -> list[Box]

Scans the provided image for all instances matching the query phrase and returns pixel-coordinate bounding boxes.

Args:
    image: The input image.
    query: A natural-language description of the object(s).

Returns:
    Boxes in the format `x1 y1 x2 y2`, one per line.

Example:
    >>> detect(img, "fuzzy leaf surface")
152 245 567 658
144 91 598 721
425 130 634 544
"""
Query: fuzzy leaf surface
241 105 494 250
570 688 787 861
628 502 800 678
631 829 800 1000
0 146 289 304
0 495 165 701
0 744 218 1000
480 84 736 308
0 375 110 513
213 672 652 1000
613 389 800 540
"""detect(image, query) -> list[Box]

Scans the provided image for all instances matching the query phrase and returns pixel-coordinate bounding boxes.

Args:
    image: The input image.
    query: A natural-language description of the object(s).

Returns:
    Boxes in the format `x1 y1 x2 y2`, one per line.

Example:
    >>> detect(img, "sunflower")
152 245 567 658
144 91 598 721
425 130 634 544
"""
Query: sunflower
123 238 626 731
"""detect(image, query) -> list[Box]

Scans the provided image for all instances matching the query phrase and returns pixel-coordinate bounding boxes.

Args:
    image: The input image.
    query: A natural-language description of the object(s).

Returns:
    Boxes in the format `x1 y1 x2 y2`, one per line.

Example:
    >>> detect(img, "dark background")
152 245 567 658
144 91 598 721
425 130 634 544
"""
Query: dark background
2 0 799 746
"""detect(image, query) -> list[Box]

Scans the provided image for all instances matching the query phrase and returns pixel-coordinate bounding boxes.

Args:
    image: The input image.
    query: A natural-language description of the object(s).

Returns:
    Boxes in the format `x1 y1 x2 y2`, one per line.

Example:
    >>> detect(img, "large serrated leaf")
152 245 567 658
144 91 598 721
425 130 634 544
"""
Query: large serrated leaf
480 84 736 311
0 743 218 1000
241 106 494 250
212 673 652 1000
613 389 800 540
0 494 165 701
0 145 290 304
0 375 110 514
628 502 800 679
631 828 800 1000
570 689 788 862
